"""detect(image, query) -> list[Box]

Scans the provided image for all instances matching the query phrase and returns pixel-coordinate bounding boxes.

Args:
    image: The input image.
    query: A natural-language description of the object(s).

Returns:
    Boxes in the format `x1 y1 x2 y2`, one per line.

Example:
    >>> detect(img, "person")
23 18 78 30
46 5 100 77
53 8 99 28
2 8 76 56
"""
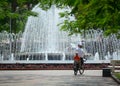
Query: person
73 53 80 69
74 53 80 63
76 42 85 67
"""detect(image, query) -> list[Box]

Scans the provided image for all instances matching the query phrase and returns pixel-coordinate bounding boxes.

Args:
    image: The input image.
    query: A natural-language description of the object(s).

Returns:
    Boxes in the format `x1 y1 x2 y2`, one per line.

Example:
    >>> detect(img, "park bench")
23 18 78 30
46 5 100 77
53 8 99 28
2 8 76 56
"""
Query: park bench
102 60 120 77
108 60 120 73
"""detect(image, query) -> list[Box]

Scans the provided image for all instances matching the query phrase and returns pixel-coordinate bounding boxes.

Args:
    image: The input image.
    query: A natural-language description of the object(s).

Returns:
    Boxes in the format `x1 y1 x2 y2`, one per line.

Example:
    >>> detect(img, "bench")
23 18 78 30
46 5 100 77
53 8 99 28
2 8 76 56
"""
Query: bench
102 60 120 77
108 60 120 73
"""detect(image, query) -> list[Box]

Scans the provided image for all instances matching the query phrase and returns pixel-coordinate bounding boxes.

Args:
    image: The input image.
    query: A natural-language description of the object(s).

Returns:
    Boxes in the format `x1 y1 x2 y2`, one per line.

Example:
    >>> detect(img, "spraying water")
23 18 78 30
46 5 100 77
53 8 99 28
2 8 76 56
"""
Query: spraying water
0 4 119 63
20 4 80 61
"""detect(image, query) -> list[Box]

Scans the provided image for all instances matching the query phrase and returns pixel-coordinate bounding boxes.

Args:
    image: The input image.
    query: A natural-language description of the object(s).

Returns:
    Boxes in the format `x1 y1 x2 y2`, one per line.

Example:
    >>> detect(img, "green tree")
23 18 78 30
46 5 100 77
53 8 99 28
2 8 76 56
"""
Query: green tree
0 0 39 33
39 0 120 38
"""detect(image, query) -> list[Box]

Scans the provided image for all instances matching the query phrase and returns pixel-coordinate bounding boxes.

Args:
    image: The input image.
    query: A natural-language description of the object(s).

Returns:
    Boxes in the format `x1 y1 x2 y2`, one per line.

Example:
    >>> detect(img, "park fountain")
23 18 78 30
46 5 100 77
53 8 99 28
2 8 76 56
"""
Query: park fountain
15 4 81 63
0 4 120 64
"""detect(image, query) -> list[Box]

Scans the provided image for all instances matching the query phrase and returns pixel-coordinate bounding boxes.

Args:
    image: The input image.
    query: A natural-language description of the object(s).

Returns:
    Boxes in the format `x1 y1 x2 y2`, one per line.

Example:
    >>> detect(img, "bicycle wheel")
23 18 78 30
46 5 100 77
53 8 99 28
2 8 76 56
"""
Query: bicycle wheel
73 65 78 75
74 70 77 75
79 65 84 75
74 63 80 75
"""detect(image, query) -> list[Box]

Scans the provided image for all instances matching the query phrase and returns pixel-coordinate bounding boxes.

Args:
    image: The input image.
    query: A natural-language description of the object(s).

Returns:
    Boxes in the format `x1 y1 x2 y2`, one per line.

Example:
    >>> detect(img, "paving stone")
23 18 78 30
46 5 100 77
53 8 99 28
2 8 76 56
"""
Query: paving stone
0 70 119 86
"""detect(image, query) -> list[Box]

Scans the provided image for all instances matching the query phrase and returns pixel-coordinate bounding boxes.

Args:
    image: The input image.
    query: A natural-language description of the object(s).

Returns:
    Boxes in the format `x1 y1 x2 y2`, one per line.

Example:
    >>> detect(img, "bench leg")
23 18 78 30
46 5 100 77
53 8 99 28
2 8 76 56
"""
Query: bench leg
102 68 111 77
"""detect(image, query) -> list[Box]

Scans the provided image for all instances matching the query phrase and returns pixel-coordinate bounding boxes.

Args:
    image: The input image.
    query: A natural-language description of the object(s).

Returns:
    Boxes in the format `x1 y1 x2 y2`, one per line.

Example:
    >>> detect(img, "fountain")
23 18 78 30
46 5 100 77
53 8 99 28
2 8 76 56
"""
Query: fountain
83 30 120 62
0 4 119 64
94 52 99 61
16 4 81 63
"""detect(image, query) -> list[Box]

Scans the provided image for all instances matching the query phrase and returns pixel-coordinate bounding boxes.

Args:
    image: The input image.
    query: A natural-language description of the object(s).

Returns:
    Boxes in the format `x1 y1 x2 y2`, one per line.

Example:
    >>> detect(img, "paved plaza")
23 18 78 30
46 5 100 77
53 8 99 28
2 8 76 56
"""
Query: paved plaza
0 70 119 86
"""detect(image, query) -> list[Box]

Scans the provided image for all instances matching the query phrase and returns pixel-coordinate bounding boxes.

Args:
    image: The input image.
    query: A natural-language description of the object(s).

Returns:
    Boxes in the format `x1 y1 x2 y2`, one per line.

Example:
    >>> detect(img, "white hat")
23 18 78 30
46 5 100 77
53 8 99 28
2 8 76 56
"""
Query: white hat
78 42 82 46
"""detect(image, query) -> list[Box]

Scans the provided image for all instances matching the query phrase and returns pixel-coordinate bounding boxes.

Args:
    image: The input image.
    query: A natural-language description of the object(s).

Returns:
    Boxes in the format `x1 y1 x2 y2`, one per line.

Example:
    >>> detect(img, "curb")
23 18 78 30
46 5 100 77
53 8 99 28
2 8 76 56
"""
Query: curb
111 73 120 84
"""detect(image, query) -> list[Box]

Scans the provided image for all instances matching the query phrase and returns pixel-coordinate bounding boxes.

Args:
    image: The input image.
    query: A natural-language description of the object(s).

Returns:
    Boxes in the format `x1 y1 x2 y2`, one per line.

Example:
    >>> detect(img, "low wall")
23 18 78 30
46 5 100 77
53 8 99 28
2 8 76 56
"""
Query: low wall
0 63 109 70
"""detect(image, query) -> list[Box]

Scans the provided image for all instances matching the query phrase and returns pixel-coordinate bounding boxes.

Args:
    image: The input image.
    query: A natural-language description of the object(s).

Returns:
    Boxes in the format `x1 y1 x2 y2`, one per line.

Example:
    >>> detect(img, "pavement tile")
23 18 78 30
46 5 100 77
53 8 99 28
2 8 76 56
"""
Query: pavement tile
0 70 119 86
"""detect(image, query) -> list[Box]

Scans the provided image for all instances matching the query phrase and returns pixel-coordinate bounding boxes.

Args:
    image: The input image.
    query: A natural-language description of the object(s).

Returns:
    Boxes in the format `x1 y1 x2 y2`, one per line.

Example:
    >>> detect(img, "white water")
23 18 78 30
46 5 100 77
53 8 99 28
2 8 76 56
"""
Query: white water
20 4 80 55
94 52 99 60
0 4 119 63
19 4 120 61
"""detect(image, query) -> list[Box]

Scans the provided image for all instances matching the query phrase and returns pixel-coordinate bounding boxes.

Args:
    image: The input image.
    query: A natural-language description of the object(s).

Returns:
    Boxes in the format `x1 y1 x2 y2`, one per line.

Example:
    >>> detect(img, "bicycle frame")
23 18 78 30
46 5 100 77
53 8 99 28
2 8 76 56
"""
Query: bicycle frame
73 60 85 75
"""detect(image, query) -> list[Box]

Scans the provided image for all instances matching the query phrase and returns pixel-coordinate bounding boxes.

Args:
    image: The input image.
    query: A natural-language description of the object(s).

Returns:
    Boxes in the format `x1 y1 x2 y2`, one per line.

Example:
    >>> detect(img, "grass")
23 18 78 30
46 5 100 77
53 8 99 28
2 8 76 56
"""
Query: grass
114 72 120 80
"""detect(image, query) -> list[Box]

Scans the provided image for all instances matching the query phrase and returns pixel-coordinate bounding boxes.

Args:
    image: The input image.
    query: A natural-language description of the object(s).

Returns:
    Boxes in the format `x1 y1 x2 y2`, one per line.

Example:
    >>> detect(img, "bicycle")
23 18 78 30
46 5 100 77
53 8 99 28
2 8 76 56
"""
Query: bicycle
73 58 86 75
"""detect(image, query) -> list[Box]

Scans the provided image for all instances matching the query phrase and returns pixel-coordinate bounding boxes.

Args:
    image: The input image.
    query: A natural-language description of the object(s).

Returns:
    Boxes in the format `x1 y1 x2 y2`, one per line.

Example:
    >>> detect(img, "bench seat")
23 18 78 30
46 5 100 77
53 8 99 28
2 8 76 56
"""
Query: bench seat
109 60 120 72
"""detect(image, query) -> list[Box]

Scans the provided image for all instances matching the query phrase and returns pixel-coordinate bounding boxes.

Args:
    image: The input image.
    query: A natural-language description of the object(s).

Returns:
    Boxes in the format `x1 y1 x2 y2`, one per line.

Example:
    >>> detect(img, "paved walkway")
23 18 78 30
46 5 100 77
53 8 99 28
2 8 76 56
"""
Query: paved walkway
0 70 119 86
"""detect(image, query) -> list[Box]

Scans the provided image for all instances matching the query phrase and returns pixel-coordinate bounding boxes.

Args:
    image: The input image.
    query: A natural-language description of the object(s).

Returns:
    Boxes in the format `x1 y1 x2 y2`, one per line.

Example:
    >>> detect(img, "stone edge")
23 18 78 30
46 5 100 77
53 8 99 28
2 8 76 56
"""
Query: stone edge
111 73 120 84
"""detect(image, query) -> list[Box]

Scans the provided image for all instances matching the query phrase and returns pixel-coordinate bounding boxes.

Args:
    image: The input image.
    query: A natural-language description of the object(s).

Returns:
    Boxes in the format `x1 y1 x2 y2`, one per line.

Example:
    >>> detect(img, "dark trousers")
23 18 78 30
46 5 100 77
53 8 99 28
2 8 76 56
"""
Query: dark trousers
80 58 84 66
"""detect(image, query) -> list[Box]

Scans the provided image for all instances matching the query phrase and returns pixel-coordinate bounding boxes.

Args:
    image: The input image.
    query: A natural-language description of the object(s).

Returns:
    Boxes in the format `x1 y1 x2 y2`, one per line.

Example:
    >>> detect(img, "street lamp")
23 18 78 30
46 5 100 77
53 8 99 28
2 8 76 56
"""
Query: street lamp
9 14 12 61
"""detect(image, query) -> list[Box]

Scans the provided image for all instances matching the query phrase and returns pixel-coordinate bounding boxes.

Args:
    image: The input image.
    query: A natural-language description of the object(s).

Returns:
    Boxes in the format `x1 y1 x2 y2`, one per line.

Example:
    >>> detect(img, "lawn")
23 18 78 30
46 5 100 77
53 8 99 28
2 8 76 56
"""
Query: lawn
114 72 120 80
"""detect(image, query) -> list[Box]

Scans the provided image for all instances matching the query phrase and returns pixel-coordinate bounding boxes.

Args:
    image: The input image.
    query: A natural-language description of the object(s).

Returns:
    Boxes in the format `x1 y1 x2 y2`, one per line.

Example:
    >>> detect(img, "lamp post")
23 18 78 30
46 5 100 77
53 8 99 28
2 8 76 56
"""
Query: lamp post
9 15 12 61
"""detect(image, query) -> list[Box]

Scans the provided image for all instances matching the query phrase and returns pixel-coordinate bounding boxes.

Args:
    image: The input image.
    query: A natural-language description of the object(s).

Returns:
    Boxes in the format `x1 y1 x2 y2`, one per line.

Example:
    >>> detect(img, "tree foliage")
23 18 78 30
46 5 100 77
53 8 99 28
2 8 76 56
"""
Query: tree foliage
0 0 39 33
0 0 120 37
39 0 120 38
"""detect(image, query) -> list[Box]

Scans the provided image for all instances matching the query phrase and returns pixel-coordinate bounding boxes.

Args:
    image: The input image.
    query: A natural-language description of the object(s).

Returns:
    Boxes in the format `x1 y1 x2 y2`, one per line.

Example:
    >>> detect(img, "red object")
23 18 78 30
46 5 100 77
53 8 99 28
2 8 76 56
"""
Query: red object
74 53 80 61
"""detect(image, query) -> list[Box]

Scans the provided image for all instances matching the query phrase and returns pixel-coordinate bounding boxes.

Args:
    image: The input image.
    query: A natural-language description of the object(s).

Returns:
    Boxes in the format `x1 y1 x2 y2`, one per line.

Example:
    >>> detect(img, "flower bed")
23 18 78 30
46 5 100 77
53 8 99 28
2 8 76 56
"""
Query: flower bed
0 63 109 70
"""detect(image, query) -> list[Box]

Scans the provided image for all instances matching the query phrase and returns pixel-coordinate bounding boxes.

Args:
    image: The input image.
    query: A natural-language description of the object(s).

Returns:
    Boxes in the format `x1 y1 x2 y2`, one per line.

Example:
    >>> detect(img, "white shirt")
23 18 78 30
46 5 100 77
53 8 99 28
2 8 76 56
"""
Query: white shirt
76 47 85 58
